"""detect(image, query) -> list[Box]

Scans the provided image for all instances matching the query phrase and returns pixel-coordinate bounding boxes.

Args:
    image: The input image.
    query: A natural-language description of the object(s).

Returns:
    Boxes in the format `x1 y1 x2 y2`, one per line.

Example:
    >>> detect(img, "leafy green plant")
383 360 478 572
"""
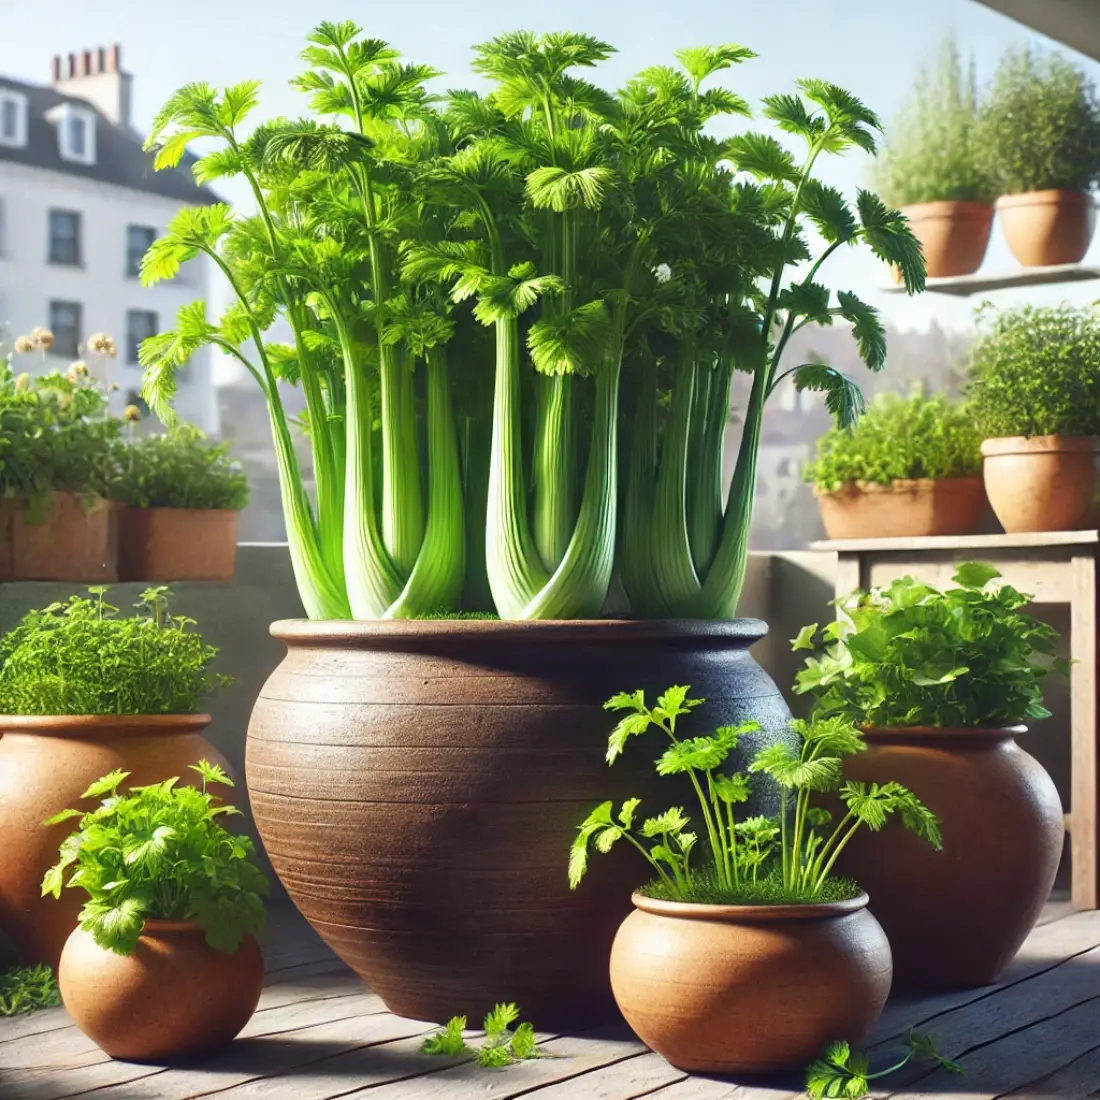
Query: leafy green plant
137 23 923 622
872 38 992 207
422 1002 541 1067
0 962 60 1016
110 423 249 510
975 45 1100 195
42 760 268 955
965 304 1100 440
795 562 1068 728
805 1032 961 1098
0 587 230 716
804 390 981 493
569 687 939 904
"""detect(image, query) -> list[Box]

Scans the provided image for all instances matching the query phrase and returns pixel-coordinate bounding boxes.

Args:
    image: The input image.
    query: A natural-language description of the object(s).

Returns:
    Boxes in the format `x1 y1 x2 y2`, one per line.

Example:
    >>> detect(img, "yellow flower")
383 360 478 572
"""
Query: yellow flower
88 332 117 356
13 335 34 354
124 404 142 423
70 361 88 376
37 329 54 351
14 372 29 390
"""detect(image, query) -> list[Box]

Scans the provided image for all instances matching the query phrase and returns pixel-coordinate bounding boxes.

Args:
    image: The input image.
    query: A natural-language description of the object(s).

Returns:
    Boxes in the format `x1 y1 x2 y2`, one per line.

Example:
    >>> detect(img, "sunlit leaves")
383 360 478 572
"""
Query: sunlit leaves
527 300 611 376
837 291 887 372
856 190 926 293
799 179 858 244
525 165 614 212
673 44 756 91
785 361 867 429
725 132 801 183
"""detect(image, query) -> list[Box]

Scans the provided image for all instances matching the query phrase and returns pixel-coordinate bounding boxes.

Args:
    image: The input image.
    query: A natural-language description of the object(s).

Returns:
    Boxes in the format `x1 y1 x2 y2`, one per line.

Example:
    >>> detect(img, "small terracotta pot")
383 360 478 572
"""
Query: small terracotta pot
0 714 233 968
59 921 263 1061
901 201 993 277
609 892 891 1074
995 190 1095 267
837 727 1063 988
981 435 1100 532
816 478 986 541
118 507 239 582
8 491 119 581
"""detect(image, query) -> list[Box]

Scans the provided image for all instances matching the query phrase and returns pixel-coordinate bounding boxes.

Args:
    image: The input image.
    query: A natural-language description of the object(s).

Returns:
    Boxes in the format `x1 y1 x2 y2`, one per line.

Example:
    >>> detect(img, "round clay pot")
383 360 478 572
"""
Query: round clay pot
246 619 796 1028
0 715 234 968
59 921 263 1061
981 435 1100 533
816 478 986 541
901 201 993 278
609 892 891 1074
995 190 1095 267
837 727 1063 988
118 507 239 581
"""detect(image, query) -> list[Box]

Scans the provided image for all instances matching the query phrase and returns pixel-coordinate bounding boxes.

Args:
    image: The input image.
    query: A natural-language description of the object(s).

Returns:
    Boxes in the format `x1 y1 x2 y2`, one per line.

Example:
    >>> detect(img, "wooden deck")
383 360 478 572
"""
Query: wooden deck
3 896 1100 1100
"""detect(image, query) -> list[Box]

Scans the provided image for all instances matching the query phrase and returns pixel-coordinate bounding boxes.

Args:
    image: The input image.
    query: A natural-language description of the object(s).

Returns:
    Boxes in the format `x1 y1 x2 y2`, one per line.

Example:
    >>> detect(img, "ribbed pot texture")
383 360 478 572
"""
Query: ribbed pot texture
117 507 239 581
995 190 1095 267
246 618 796 1027
59 922 263 1061
610 892 892 1073
816 478 986 541
901 201 993 278
837 727 1063 988
0 715 233 968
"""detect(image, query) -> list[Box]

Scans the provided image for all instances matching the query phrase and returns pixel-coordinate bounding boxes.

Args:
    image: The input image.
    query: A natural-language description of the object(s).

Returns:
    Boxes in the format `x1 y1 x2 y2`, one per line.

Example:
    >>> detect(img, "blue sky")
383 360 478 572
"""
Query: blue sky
3 0 1099 331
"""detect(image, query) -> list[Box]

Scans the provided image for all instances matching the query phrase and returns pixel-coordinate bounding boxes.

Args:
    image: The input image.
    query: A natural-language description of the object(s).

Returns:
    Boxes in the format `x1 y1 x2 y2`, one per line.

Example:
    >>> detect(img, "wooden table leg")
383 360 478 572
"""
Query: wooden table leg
1070 553 1098 910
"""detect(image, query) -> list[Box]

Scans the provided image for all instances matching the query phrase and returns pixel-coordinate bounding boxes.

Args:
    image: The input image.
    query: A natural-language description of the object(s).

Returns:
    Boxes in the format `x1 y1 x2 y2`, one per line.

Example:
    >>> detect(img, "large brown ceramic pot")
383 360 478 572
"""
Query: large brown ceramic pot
837 727 1063 988
816 478 985 540
246 619 795 1028
609 892 891 1074
0 715 233 968
8 491 120 581
117 507 239 581
995 190 1095 267
58 921 263 1060
981 435 1100 532
901 201 993 277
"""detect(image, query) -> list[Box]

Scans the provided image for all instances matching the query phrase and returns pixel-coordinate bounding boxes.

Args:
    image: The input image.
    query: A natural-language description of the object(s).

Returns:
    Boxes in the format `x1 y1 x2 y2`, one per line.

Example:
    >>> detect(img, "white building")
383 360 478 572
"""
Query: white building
0 45 219 432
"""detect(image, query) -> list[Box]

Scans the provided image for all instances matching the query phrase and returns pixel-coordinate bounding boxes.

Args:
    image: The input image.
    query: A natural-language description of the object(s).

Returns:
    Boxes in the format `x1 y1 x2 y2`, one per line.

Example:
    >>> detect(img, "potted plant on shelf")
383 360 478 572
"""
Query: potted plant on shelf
794 562 1067 988
44 761 267 1060
976 46 1100 267
806 389 984 540
872 38 994 278
110 419 249 581
967 303 1100 532
139 23 924 1026
570 687 940 1073
0 586 233 968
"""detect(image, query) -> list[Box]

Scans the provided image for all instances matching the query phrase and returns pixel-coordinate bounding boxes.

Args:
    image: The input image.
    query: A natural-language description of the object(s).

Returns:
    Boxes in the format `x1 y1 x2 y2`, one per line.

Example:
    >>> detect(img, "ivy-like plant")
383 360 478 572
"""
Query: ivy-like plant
569 687 940 905
794 563 1068 728
42 761 268 955
806 1033 962 1098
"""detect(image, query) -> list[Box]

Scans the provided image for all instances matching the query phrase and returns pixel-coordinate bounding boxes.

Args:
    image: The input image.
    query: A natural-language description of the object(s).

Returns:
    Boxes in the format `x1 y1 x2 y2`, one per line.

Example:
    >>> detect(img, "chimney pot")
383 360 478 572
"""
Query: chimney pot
96 47 106 74
67 52 76 79
80 50 92 77
50 55 61 83
108 44 121 73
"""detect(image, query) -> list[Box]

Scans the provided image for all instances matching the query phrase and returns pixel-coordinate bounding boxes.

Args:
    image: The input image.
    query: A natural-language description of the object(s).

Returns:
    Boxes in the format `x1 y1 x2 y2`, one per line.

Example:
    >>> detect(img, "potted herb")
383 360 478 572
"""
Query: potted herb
140 25 924 1024
794 563 1067 988
44 761 267 1060
806 390 984 539
570 687 940 1073
872 39 994 277
976 46 1100 266
110 420 249 581
967 304 1100 532
0 587 232 968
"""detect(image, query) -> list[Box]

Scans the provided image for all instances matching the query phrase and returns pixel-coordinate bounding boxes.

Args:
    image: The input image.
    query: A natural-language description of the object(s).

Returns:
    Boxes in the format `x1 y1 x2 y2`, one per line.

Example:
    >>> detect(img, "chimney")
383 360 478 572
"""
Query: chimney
50 43 133 131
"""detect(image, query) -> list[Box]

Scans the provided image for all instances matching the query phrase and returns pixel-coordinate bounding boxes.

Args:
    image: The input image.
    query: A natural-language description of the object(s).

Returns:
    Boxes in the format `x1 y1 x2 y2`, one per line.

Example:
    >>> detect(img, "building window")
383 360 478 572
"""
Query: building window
48 209 82 266
126 310 159 364
48 301 82 359
126 225 157 278
52 104 96 165
0 91 27 148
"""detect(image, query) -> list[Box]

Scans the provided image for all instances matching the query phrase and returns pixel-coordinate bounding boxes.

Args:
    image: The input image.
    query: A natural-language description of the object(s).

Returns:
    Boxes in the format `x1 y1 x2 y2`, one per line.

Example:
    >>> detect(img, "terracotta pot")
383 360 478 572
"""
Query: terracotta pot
8 491 119 581
0 714 234 968
901 201 993 278
981 435 1100 533
246 618 796 1028
609 892 891 1074
59 920 263 1061
118 507 239 582
995 190 1095 267
0 498 13 580
816 478 986 541
837 727 1063 988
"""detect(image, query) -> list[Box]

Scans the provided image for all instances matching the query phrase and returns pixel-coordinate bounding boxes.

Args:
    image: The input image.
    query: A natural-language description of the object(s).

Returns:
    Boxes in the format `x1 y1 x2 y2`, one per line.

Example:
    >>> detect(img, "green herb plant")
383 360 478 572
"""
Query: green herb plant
0 587 230 716
805 1032 962 1098
0 932 60 1017
42 760 268 956
422 1002 541 1067
569 687 940 905
804 390 981 494
795 562 1068 728
965 304 1100 440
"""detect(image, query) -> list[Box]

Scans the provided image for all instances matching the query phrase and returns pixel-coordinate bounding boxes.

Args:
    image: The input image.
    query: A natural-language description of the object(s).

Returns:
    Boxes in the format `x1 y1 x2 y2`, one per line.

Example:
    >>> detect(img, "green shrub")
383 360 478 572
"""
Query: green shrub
966 304 1100 438
975 46 1100 194
872 38 993 207
804 391 981 493
0 587 230 715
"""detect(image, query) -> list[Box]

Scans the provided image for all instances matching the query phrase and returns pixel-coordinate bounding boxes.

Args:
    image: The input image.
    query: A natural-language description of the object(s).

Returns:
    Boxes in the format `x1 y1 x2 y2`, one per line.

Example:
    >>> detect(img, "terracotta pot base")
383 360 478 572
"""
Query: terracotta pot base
996 190 1095 267
118 507 239 581
6 492 119 581
902 201 993 277
817 478 985 540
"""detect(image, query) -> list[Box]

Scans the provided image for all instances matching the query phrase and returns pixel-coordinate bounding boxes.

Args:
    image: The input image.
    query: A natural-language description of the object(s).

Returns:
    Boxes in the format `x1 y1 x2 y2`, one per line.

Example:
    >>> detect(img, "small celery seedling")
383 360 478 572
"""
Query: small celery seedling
421 1003 541 1068
805 1032 962 1098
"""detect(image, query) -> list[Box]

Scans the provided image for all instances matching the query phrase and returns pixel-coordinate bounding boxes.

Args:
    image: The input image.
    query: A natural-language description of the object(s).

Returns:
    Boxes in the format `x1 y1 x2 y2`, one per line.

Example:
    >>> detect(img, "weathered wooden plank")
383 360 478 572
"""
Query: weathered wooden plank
0 1006 73 1046
649 1077 800 1100
996 1042 1100 1097
517 1051 680 1097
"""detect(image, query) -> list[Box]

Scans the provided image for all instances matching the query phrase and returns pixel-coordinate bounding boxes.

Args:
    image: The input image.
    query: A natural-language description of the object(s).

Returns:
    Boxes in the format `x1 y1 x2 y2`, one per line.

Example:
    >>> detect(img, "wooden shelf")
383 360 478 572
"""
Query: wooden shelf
881 263 1100 297
810 530 1100 553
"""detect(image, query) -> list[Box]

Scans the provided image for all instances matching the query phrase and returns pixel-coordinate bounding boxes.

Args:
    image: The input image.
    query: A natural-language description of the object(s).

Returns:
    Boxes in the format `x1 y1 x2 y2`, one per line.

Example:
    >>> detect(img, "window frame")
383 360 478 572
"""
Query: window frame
125 308 159 365
56 104 96 166
48 300 82 360
0 90 28 149
47 208 82 267
125 225 157 279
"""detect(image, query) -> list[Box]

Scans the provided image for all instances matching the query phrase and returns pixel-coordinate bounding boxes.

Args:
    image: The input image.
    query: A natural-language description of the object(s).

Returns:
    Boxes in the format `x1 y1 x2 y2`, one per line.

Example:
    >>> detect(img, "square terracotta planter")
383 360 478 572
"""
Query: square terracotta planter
117 507 239 582
3 492 119 581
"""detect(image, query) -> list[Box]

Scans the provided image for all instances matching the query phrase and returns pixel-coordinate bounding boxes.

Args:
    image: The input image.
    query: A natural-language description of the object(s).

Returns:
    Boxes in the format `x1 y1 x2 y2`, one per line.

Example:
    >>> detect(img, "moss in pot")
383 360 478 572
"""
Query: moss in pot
794 562 1068 988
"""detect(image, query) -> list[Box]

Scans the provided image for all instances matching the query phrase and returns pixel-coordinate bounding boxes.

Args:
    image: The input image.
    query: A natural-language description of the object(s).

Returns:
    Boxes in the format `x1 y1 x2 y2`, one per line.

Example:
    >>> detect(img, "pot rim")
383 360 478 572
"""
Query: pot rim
862 724 1026 743
0 713 212 737
981 434 1099 457
995 189 1094 208
900 199 994 217
629 890 869 922
814 476 983 499
140 919 204 934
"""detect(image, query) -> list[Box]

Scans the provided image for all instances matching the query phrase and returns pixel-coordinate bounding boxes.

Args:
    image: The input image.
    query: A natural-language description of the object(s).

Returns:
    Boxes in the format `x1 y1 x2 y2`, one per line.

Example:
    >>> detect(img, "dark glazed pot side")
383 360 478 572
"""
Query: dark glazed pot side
246 618 795 1027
